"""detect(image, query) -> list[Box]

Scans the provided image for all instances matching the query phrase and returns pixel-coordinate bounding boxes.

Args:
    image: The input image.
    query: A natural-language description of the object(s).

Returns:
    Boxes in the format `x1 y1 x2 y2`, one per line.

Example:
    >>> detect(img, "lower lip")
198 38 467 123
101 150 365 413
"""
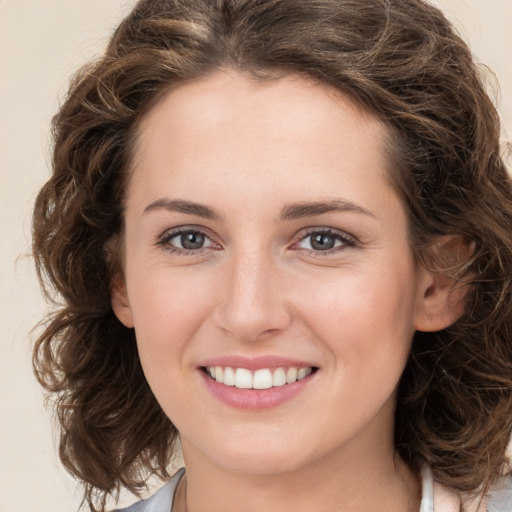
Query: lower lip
200 370 316 410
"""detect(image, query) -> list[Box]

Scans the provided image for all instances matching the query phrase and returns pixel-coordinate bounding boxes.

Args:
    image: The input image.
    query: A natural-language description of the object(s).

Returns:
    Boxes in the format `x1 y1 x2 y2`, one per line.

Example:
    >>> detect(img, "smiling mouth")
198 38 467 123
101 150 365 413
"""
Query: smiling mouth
202 366 318 389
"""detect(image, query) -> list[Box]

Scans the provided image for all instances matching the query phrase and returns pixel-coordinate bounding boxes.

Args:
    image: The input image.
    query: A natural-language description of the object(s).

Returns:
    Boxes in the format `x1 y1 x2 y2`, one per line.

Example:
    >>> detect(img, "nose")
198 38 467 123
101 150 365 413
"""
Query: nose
212 249 291 342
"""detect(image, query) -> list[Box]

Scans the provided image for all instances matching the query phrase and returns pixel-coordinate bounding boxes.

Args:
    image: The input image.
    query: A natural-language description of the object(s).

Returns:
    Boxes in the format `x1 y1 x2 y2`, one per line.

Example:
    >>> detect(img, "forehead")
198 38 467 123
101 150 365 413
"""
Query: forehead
135 70 388 163
129 70 397 218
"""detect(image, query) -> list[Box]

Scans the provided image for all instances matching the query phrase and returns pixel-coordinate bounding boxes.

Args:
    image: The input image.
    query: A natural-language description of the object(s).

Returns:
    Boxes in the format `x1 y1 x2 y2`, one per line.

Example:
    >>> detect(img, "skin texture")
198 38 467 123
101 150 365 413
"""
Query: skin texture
112 71 461 512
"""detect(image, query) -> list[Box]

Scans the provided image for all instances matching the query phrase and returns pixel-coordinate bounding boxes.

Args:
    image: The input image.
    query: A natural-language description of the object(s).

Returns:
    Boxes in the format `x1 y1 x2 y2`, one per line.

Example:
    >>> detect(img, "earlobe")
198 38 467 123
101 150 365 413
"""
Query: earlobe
414 235 474 333
111 277 134 328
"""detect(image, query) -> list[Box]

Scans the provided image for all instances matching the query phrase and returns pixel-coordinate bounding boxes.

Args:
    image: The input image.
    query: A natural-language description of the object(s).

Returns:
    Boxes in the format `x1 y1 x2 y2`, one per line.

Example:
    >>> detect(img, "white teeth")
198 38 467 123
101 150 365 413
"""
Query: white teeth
223 367 235 386
206 365 314 388
297 368 312 380
234 368 253 389
253 369 273 389
272 368 287 387
286 367 298 384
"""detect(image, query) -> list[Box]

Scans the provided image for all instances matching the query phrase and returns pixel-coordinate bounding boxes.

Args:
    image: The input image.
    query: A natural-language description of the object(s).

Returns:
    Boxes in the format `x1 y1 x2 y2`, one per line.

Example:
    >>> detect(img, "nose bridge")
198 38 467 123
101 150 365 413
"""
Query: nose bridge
213 243 289 341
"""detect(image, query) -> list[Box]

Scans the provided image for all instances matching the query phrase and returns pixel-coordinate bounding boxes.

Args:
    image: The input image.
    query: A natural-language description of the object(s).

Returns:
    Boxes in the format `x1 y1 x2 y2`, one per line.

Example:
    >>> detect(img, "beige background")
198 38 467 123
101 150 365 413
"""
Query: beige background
1 1 511 511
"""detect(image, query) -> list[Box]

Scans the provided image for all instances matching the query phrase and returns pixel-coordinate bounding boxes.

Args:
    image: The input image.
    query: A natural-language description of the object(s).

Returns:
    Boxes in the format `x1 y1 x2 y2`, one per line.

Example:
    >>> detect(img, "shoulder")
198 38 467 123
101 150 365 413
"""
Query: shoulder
487 474 512 512
441 474 512 512
423 466 512 512
114 468 185 512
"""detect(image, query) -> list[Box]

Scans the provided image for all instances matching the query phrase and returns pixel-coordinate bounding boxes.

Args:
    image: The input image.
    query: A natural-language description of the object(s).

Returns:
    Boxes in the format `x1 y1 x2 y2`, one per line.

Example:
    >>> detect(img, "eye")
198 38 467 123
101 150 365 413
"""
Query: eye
295 228 355 253
158 228 216 253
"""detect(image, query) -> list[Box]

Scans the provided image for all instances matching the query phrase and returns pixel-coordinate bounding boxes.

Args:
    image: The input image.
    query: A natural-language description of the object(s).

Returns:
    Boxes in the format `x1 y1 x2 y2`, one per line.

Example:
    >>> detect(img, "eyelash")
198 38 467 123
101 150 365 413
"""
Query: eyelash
156 226 357 256
156 227 218 255
293 227 357 256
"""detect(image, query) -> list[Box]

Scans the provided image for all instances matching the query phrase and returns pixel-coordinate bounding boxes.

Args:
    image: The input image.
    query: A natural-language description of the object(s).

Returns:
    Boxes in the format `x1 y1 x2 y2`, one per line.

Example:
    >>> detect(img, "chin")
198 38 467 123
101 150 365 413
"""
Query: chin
194 427 320 476
215 450 308 476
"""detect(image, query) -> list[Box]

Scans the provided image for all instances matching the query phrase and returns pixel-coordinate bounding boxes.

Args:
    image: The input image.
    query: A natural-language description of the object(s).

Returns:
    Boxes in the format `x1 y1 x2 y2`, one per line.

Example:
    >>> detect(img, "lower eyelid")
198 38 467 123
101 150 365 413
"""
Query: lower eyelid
171 232 213 247
157 229 213 249
157 227 355 254
296 231 355 248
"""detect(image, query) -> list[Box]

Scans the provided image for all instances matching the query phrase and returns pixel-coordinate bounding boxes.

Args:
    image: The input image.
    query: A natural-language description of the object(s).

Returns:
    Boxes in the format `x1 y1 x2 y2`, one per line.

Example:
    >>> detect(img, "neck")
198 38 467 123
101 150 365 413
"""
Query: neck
176 421 420 512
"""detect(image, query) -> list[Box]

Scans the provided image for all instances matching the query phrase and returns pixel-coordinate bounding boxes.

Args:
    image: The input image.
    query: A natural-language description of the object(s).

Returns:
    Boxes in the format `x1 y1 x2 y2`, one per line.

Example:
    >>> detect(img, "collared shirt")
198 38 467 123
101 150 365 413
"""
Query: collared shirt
117 466 512 512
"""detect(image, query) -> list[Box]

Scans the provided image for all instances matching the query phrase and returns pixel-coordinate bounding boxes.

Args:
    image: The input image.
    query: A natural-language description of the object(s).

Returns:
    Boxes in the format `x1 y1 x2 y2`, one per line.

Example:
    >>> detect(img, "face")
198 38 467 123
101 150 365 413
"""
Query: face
113 71 436 476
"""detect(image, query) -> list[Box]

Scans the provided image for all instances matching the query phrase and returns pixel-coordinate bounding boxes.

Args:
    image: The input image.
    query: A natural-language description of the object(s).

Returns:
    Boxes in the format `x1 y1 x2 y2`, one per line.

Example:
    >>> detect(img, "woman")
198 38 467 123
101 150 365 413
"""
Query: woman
32 0 512 511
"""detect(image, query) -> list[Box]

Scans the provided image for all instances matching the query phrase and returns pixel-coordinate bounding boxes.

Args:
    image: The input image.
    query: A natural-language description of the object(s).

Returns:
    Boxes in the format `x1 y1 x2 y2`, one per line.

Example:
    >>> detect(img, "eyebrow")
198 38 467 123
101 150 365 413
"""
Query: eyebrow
279 199 376 221
142 198 375 222
143 199 224 220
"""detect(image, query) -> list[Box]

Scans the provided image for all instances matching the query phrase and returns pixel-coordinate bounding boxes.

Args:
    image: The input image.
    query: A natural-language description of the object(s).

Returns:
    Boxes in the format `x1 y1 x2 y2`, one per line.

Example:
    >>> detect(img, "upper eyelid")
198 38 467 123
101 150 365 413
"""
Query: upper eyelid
156 227 220 255
294 226 357 244
158 225 217 242
156 225 357 250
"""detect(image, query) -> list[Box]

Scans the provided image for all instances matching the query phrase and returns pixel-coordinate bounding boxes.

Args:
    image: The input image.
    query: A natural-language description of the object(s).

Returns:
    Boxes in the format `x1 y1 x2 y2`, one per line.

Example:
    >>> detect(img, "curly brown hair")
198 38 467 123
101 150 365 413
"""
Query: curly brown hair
32 0 512 510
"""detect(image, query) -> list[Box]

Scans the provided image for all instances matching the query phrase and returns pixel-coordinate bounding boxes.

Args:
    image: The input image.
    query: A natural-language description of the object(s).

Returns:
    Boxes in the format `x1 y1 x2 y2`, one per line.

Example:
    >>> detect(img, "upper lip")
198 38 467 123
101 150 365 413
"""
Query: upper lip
198 355 318 371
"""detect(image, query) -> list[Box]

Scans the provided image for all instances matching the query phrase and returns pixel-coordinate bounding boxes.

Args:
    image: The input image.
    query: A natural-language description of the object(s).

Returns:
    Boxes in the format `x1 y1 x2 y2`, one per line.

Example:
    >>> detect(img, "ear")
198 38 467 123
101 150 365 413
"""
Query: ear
105 234 134 328
111 275 135 328
414 235 474 332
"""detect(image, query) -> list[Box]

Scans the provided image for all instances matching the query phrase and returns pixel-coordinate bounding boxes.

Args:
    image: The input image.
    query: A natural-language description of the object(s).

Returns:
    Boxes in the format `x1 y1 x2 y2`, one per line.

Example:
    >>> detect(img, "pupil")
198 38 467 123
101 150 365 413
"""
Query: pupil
311 233 335 250
181 232 204 249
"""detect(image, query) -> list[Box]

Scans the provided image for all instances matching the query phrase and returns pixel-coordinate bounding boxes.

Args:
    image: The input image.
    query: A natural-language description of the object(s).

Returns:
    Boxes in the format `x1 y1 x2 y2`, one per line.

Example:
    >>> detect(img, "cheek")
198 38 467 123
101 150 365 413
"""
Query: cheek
295 260 418 370
128 260 214 332
125 272 217 426
125 268 217 383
